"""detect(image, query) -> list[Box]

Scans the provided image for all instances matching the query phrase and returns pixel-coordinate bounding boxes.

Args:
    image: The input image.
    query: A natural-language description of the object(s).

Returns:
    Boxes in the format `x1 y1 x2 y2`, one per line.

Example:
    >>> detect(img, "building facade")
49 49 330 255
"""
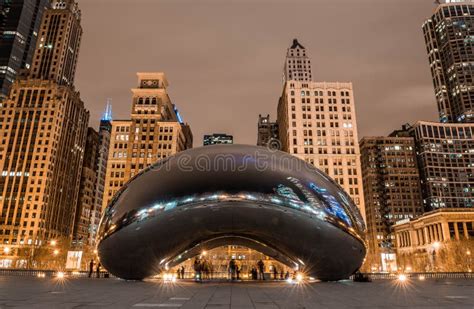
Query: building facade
359 133 423 271
0 0 88 268
394 209 474 272
423 0 474 123
73 128 99 246
256 114 279 148
411 121 474 210
277 80 365 219
102 73 193 210
0 0 50 98
203 133 233 146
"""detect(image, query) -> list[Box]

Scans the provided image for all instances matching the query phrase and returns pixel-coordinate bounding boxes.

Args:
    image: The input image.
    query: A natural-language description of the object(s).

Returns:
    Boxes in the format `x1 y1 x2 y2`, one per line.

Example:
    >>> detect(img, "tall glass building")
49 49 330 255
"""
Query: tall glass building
411 121 474 210
0 0 50 99
423 0 474 123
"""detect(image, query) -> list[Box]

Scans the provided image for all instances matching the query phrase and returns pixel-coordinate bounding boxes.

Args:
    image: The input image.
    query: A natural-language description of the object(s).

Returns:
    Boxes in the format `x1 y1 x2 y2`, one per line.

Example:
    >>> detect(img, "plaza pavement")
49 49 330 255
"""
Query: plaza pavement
0 276 473 308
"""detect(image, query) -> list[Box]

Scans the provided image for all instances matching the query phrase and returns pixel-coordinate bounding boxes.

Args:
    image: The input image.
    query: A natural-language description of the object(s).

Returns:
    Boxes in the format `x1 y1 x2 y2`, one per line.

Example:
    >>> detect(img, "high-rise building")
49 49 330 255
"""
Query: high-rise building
0 0 88 267
283 38 312 82
102 73 193 210
359 128 423 272
203 133 233 146
423 0 474 123
29 0 82 86
90 103 112 245
73 128 99 246
277 39 365 219
256 114 279 148
410 121 474 210
0 0 50 98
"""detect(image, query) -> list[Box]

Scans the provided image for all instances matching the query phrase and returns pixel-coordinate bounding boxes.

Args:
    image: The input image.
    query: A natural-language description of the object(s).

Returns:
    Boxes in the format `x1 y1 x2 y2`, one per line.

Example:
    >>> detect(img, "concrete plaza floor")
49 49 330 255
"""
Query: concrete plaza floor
1 276 473 308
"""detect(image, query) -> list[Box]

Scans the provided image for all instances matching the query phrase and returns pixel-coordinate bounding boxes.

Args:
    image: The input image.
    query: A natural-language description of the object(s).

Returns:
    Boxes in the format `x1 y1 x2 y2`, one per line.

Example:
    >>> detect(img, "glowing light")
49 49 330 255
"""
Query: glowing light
286 278 293 284
467 250 471 256
201 251 207 256
37 273 45 278
3 247 10 254
296 273 304 282
56 272 65 279
93 249 98 255
418 275 425 281
398 274 407 282
53 249 59 255
432 241 441 250
405 266 412 272
50 240 57 246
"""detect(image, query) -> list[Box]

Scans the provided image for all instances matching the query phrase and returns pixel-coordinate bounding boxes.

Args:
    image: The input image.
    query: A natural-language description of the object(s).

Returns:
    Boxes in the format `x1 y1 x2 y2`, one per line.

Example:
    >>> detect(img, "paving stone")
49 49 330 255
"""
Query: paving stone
0 276 473 308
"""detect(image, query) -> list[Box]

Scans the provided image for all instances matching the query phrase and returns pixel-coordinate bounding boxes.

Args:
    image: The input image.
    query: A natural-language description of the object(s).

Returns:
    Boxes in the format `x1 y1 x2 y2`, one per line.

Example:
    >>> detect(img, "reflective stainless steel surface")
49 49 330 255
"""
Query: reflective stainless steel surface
97 145 366 281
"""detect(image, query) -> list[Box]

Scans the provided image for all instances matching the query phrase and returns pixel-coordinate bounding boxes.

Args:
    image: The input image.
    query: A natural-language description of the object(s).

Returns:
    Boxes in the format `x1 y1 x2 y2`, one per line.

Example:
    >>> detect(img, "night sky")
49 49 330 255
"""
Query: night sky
75 0 439 146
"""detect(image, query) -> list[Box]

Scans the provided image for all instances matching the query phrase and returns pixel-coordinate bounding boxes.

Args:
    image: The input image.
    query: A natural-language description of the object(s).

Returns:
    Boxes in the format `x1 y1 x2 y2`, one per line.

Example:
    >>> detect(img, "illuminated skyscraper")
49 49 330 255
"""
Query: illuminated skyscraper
359 128 423 271
0 0 88 267
102 73 193 210
0 0 50 98
277 39 365 219
423 0 474 123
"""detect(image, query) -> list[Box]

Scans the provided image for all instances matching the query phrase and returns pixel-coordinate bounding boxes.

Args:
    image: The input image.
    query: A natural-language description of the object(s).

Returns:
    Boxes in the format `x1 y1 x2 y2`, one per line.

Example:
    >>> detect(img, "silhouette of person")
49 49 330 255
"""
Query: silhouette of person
96 262 101 278
88 259 94 278
257 260 265 280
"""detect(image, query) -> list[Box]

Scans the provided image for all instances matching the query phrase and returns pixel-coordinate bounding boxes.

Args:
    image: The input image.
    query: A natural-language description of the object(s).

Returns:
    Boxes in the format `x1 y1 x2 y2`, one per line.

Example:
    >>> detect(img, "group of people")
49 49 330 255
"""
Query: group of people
193 257 213 281
88 259 102 278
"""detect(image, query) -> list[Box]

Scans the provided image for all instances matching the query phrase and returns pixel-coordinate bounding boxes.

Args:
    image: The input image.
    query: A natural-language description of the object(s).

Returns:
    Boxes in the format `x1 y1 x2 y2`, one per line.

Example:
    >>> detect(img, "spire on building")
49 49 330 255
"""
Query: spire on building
290 38 305 50
101 98 113 121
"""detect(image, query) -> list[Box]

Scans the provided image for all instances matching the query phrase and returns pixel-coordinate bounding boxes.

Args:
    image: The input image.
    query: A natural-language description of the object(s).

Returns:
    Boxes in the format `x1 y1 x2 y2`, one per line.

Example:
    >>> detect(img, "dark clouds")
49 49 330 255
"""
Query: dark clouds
75 0 438 146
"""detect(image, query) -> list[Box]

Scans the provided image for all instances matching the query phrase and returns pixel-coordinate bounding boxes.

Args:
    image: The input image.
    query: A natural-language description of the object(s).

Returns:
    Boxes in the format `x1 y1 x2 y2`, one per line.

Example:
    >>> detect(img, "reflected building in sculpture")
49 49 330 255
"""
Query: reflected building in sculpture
97 145 366 281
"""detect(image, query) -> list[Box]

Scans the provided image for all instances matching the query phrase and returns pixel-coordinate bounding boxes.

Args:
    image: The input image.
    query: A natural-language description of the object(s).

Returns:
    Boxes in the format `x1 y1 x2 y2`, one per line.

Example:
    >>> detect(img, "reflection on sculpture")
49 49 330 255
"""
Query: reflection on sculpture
97 145 366 281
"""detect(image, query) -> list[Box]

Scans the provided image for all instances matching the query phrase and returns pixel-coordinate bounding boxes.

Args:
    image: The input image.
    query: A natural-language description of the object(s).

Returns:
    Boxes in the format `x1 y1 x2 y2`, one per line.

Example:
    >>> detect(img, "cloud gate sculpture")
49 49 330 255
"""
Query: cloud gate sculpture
97 145 366 281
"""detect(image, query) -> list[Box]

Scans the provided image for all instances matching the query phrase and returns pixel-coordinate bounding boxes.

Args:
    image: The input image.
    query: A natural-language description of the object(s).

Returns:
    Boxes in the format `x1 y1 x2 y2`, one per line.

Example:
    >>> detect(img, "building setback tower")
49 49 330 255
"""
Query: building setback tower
0 0 50 98
423 1 474 123
29 0 82 86
277 39 365 219
0 0 88 267
283 39 312 82
359 129 423 272
102 73 193 210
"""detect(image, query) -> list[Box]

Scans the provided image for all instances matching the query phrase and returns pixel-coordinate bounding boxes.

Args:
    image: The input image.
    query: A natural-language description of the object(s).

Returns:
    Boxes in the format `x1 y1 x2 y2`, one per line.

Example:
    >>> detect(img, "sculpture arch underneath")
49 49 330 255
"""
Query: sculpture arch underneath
97 145 366 281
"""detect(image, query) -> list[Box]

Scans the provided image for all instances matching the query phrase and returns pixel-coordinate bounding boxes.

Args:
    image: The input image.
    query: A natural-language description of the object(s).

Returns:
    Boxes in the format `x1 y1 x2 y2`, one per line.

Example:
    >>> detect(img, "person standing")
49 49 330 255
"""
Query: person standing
96 262 101 278
229 259 236 280
193 258 202 282
257 260 265 280
88 259 94 278
180 266 185 279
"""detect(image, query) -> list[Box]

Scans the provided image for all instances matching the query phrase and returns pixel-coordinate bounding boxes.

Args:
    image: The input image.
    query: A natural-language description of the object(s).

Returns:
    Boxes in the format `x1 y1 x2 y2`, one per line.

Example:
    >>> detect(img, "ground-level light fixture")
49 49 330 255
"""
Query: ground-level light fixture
398 274 407 282
418 275 425 281
56 272 65 279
